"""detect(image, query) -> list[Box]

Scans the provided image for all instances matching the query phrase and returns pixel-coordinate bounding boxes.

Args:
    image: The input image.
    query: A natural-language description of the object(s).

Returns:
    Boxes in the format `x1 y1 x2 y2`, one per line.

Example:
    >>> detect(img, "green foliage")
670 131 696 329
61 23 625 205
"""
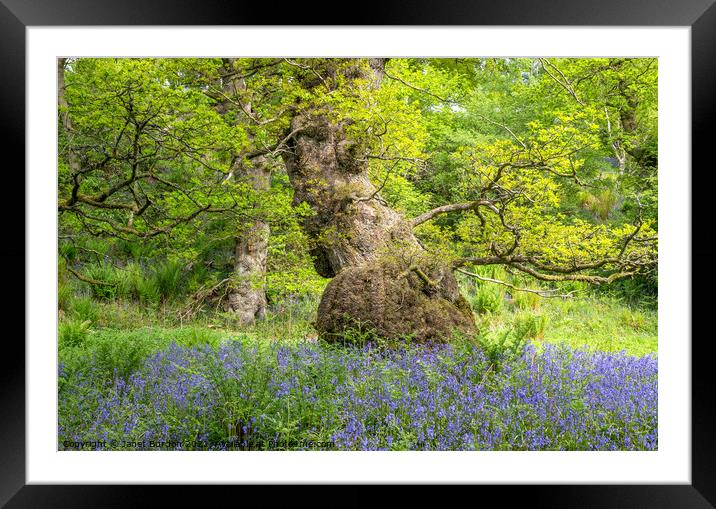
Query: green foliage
512 312 549 341
58 242 78 262
513 290 541 311
74 259 190 307
58 57 658 358
266 267 327 304
133 273 161 306
83 263 126 300
58 259 74 312
68 296 100 324
83 331 155 382
58 319 92 349
478 328 530 367
59 325 226 383
58 283 73 313
115 239 155 261
59 57 253 250
265 227 329 304
152 259 185 302
578 187 620 221
469 284 504 314
596 273 658 309
617 307 649 332
456 265 656 357
472 296 657 358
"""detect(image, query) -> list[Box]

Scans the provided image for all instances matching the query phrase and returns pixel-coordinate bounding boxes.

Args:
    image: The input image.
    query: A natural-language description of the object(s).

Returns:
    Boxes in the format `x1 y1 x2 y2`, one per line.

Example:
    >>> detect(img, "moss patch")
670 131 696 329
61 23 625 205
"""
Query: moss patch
316 260 476 343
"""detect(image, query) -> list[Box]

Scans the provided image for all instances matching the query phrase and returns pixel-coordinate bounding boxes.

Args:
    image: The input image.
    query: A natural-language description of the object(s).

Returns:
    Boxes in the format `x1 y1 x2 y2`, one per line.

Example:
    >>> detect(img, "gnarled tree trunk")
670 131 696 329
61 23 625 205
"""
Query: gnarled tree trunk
217 59 271 324
281 59 475 342
225 156 270 323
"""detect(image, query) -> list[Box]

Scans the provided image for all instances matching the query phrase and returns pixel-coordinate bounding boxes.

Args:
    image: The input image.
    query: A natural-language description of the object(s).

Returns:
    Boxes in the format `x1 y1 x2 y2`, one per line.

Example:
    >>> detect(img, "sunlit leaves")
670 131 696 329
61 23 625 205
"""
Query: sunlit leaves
60 57 658 293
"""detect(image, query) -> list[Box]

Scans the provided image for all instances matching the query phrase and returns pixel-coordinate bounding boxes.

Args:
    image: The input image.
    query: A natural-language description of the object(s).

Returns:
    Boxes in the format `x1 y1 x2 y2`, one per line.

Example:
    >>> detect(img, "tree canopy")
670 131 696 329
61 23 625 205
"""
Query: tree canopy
58 57 658 328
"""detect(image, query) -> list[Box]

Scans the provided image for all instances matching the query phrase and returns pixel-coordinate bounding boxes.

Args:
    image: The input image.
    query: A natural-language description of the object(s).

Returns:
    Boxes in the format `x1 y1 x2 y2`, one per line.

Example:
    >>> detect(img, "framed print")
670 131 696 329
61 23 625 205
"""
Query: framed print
3 0 715 505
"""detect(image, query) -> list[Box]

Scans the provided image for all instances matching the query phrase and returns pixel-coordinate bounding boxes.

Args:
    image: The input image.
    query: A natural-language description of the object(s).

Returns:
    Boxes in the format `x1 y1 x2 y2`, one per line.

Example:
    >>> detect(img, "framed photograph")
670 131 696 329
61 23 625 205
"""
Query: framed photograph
4 0 714 505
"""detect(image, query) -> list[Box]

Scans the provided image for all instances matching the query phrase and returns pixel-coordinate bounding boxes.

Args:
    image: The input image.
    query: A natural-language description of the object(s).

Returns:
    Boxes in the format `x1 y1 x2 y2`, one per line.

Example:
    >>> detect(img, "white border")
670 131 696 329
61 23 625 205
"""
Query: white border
27 27 691 483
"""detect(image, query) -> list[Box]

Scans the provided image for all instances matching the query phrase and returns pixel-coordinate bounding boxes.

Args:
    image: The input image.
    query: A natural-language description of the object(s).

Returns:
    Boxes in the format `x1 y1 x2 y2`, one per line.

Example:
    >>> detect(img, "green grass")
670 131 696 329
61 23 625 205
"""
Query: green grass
58 257 656 385
474 295 657 357
59 324 231 383
57 291 323 383
57 280 657 388
60 247 659 360
457 266 657 357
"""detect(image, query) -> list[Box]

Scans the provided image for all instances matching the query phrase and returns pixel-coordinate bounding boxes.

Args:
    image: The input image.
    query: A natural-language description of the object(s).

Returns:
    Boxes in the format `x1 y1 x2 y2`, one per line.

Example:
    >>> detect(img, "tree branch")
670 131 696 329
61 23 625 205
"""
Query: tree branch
507 261 634 284
383 70 450 104
411 200 496 227
64 264 116 287
456 268 582 298
538 58 585 106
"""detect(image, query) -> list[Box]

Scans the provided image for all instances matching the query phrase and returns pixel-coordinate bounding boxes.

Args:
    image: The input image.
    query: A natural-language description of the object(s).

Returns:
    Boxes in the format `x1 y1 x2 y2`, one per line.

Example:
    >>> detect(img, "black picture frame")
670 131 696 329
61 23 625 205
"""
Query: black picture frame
3 0 714 505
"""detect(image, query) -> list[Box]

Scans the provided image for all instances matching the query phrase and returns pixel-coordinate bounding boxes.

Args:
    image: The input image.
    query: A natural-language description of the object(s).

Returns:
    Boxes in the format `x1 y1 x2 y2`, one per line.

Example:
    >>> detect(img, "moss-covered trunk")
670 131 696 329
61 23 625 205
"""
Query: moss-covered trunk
226 156 270 323
217 59 270 324
281 59 475 342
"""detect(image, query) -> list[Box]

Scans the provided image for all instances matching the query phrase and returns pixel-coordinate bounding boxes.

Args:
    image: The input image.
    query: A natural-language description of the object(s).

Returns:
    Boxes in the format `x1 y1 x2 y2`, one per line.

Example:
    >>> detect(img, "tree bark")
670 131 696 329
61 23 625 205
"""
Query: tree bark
217 59 271 324
58 58 81 175
281 59 475 342
226 156 270 323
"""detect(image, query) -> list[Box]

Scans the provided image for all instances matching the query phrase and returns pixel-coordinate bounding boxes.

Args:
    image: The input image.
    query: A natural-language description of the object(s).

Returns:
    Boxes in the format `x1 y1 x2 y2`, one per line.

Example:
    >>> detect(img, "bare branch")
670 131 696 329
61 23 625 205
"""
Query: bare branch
539 58 585 106
64 264 116 287
474 114 527 149
411 200 497 227
383 70 450 103
456 267 583 298
508 261 634 284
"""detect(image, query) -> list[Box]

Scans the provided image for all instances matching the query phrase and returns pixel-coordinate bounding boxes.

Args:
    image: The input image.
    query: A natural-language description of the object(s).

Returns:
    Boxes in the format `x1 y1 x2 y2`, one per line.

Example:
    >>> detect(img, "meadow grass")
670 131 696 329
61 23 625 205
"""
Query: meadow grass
474 296 657 358
458 266 657 357
58 280 658 451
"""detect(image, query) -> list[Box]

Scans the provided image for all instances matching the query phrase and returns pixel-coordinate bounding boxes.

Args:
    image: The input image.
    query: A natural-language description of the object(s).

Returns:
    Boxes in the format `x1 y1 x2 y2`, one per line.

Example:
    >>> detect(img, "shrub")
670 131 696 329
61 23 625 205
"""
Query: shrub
266 267 329 305
91 333 153 381
186 262 210 294
79 261 180 306
134 273 161 306
173 326 224 349
618 308 649 332
513 312 548 341
152 259 185 302
513 290 541 310
58 318 92 349
578 187 619 221
330 321 381 347
120 262 143 292
59 242 78 262
597 274 657 309
469 284 504 314
58 326 227 383
115 239 154 261
83 262 124 300
58 260 74 312
68 295 100 323
58 282 73 313
479 328 528 366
